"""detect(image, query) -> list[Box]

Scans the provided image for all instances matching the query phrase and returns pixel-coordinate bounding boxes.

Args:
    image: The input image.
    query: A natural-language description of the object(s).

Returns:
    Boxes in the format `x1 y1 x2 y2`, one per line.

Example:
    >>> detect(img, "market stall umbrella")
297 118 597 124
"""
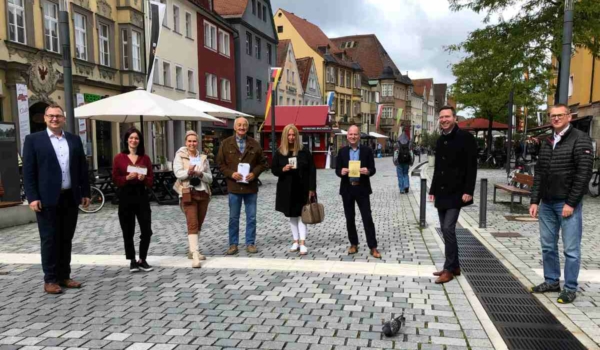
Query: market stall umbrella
74 88 221 124
457 118 508 131
369 131 389 139
177 98 253 119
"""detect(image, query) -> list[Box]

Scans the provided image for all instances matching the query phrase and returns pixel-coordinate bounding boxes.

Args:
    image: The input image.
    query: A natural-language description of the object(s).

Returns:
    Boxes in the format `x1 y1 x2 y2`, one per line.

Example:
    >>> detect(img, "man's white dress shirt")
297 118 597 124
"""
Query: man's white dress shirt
47 128 71 190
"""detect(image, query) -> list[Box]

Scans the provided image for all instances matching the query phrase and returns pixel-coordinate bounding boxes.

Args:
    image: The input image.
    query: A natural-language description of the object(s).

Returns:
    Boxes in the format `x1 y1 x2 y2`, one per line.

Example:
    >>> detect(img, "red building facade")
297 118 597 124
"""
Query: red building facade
194 0 237 110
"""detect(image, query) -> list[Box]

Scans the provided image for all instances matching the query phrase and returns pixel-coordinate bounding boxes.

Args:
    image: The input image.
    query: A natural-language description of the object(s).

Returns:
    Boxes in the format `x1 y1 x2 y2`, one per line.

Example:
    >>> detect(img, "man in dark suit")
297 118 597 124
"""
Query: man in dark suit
335 125 381 258
23 104 90 294
429 106 477 284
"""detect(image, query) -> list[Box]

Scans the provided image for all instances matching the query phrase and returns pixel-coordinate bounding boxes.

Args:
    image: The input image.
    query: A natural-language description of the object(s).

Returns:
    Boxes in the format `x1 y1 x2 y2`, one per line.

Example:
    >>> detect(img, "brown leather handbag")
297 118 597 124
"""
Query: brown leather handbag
301 195 324 224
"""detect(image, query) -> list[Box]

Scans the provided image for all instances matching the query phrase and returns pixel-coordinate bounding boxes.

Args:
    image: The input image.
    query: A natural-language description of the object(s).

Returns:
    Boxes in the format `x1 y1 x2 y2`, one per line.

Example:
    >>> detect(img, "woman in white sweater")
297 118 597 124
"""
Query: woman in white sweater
173 130 212 268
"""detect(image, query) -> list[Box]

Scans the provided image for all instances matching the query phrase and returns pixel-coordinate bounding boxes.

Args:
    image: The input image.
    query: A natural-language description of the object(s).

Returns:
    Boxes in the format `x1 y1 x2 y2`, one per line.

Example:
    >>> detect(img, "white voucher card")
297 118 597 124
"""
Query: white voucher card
237 163 250 183
288 157 297 169
127 165 148 175
190 156 201 166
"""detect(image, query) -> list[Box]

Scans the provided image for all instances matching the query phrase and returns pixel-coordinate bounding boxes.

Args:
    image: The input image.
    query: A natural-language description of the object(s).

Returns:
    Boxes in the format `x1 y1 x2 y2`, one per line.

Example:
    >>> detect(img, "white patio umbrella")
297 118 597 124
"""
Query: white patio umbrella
335 129 348 136
369 131 389 139
75 88 221 124
177 98 253 119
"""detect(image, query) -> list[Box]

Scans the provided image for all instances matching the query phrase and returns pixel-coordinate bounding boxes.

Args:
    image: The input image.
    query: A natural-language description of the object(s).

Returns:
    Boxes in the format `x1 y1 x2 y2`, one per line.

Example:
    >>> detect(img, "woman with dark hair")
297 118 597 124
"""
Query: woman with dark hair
112 128 154 273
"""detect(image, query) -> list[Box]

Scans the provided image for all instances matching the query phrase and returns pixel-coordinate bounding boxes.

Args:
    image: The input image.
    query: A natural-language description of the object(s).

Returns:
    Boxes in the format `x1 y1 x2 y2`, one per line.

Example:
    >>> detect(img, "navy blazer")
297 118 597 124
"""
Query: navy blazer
23 130 90 207
335 144 377 195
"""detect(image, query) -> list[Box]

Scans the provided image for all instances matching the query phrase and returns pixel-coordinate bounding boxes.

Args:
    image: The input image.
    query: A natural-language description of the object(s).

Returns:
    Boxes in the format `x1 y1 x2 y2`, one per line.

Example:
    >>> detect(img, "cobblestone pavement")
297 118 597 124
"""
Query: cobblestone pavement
422 165 600 345
0 161 427 265
0 159 495 350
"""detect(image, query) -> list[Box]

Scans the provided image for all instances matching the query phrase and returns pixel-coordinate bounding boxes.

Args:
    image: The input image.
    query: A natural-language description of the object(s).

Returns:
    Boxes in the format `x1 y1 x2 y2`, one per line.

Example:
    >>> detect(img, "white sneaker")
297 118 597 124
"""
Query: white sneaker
290 243 299 252
299 245 308 255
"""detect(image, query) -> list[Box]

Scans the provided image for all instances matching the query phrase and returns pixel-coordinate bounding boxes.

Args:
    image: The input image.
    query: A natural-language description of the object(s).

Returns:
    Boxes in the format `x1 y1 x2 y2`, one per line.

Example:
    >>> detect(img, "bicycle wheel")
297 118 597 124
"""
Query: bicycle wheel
79 186 105 213
589 172 600 198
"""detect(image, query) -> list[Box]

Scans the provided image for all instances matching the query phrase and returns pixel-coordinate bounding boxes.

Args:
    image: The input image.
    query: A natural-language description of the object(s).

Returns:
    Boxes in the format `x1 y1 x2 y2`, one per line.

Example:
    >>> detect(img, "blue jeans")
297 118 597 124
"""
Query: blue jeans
539 200 583 292
396 164 410 191
228 193 257 246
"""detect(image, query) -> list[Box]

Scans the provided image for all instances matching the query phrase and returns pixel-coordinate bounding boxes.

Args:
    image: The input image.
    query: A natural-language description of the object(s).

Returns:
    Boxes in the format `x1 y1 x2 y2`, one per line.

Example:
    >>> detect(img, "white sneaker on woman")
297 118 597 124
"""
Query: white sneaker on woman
290 242 299 252
299 245 308 255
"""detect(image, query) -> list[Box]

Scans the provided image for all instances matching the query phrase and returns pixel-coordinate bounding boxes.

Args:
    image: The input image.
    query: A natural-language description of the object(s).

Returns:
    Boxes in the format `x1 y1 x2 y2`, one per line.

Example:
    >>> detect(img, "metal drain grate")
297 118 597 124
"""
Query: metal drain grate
436 228 586 350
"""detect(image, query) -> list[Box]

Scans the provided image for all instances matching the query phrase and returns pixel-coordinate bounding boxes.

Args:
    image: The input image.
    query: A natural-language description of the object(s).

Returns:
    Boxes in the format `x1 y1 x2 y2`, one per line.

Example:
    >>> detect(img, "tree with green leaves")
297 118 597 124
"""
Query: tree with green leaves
448 0 600 160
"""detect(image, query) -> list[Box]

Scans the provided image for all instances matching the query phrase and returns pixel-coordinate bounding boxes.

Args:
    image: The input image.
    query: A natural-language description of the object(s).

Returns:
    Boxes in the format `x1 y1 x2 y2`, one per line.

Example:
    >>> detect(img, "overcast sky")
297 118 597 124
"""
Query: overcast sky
270 0 519 86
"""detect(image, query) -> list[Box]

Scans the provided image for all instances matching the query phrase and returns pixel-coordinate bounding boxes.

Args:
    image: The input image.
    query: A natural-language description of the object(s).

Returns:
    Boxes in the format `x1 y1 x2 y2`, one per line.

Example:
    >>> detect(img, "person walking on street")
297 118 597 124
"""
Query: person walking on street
23 104 91 294
394 133 412 193
173 130 212 268
272 124 317 255
217 117 267 255
112 128 155 273
429 106 477 284
336 125 381 259
529 104 593 304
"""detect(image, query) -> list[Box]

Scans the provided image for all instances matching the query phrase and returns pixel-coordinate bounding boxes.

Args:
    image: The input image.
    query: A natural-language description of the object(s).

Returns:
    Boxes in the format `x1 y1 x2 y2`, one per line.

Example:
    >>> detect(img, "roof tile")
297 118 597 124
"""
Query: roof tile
213 0 248 17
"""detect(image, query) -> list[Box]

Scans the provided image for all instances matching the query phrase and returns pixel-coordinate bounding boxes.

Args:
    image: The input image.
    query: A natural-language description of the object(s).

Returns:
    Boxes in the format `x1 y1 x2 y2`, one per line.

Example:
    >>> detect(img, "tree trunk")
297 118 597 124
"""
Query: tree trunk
486 112 494 162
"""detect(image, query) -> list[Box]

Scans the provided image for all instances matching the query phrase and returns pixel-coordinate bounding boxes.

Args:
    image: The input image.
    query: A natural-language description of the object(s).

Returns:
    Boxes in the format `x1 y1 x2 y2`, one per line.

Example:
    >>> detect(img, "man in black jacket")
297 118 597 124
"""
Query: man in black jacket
429 106 477 284
529 104 593 304
336 125 381 258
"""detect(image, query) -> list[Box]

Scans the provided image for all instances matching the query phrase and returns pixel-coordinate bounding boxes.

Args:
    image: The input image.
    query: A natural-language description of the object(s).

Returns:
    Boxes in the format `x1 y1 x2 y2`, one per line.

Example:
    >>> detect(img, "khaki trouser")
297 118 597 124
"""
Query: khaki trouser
181 190 210 235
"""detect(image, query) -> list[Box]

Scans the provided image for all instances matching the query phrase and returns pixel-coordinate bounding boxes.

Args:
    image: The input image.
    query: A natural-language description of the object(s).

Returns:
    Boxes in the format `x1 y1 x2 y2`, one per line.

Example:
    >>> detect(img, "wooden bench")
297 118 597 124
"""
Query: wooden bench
493 173 534 213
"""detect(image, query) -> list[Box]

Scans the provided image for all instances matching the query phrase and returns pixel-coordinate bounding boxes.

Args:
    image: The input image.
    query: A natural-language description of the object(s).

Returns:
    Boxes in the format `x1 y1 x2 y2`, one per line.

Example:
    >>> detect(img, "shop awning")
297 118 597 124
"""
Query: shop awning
262 105 332 132
458 118 508 131
369 131 389 139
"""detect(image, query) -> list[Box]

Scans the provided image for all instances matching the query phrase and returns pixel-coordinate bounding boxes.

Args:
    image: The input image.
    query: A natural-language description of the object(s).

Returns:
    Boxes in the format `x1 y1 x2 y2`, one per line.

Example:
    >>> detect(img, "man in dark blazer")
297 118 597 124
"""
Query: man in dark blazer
335 125 381 258
429 106 477 284
23 104 90 294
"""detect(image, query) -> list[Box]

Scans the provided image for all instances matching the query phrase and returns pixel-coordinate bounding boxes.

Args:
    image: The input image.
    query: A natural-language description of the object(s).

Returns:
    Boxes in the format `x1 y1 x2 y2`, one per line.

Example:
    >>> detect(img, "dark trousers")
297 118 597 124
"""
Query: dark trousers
118 195 153 261
36 190 79 283
342 187 378 249
438 208 461 271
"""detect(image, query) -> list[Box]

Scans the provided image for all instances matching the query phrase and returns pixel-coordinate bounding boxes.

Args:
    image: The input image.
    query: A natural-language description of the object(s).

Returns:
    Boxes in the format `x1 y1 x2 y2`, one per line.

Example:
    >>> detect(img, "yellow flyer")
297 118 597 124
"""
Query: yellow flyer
349 161 361 177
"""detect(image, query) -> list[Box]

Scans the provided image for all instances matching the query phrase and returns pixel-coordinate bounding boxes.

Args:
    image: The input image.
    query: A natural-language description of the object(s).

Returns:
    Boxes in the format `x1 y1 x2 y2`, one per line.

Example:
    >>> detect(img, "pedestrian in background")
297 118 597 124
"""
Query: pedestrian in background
112 128 154 273
529 104 593 304
394 133 412 193
216 117 267 255
173 130 212 268
272 124 316 255
23 104 90 294
336 125 381 259
429 106 477 284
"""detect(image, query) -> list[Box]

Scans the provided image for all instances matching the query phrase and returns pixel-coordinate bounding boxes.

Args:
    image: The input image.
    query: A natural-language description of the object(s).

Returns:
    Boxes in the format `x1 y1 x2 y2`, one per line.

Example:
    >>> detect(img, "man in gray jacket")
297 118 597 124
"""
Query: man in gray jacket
529 104 593 304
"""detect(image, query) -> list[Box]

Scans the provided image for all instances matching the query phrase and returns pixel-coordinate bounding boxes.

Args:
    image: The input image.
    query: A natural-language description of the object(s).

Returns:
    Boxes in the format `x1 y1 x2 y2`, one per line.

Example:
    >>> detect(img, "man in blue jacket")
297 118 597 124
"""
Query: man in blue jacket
23 104 90 294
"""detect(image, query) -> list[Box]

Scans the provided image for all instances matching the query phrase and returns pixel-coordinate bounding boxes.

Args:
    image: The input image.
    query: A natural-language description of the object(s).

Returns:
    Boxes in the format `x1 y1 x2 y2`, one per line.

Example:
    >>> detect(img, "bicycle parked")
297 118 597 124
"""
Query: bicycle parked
589 157 600 198
79 172 106 213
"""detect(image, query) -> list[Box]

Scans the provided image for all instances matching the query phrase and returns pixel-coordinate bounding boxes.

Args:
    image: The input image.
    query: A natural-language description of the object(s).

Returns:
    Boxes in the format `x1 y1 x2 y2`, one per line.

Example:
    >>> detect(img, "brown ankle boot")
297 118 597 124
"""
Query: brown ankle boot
434 270 454 284
433 268 461 276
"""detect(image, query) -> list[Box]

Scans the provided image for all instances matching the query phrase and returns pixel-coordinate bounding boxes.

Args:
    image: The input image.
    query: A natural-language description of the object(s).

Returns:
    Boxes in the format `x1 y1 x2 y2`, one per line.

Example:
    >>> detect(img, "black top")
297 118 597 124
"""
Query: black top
530 125 593 207
335 144 377 196
429 125 477 209
271 146 317 217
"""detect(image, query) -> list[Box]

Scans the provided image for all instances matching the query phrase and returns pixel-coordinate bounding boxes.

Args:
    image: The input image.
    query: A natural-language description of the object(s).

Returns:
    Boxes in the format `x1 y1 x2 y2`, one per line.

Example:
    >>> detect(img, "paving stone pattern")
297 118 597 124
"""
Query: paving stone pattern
0 160 429 265
421 165 600 345
0 265 486 350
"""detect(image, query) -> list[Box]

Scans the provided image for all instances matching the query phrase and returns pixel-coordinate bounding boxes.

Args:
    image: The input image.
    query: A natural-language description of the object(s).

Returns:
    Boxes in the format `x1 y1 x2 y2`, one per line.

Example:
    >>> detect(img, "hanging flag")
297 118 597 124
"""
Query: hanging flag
326 91 335 112
375 104 384 131
258 67 283 132
146 1 166 92
395 108 404 125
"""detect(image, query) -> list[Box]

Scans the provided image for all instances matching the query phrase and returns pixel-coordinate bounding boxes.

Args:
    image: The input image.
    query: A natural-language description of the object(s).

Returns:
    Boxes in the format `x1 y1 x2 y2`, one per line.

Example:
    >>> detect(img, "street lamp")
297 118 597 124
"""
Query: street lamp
58 0 75 134
558 0 574 104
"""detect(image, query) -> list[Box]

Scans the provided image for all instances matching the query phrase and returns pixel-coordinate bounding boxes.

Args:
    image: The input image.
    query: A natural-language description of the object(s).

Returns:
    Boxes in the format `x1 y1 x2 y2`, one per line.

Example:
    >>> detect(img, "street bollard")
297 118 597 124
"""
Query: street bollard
420 178 427 228
479 178 487 228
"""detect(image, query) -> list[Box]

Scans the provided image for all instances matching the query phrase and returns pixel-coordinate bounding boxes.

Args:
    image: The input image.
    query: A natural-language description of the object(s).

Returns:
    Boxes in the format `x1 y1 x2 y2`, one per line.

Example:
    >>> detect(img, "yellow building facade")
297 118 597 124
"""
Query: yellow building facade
1 0 146 168
273 9 362 130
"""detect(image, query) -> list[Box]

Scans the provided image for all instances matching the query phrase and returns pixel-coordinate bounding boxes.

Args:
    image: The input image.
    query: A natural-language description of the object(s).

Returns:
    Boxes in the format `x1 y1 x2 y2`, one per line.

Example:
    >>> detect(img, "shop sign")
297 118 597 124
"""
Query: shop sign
302 126 332 132
84 93 102 103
